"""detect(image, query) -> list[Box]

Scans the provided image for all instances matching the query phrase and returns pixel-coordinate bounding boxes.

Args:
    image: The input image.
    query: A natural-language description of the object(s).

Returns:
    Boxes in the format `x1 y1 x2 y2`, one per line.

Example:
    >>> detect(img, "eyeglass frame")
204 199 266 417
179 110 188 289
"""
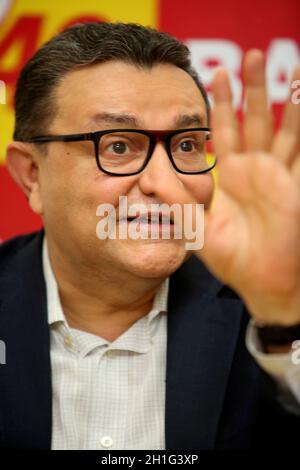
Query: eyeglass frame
24 127 216 177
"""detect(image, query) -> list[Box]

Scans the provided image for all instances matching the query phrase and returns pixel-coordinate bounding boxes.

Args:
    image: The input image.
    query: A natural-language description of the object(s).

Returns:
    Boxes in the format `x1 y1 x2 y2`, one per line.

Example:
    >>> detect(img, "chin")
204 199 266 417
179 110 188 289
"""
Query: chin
120 240 188 279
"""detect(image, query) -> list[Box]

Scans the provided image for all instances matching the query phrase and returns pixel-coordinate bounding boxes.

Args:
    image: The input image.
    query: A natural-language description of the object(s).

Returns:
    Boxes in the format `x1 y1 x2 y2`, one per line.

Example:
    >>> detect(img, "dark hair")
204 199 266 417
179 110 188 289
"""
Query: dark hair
14 22 210 141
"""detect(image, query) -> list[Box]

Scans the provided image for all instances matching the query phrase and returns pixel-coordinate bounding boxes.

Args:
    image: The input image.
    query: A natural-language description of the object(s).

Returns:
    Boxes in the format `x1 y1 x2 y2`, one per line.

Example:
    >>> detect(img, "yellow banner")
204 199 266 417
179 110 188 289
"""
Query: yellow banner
0 0 158 163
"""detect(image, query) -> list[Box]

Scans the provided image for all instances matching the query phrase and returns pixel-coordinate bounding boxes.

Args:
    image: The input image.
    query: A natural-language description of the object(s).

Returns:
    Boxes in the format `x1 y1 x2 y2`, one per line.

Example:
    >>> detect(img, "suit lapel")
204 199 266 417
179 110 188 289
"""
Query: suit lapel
0 231 52 449
165 255 244 449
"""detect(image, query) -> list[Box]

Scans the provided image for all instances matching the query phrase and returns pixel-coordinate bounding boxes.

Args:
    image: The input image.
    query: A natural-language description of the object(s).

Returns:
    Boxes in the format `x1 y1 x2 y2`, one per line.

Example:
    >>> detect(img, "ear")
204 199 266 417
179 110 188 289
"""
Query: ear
6 142 44 215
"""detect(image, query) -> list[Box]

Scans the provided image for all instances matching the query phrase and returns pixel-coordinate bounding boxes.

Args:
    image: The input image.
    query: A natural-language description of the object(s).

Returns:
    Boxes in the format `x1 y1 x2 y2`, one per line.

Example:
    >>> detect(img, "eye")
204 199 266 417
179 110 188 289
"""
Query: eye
179 140 195 152
108 141 128 154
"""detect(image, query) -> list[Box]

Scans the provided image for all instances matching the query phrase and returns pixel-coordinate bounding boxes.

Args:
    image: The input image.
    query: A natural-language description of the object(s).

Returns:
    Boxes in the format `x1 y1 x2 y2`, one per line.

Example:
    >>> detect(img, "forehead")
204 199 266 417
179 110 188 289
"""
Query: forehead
52 61 207 132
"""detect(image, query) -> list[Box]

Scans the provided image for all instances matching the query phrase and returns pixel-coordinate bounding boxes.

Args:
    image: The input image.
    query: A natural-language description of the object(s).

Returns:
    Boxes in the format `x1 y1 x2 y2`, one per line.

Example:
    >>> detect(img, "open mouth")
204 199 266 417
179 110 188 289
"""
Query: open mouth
125 212 174 225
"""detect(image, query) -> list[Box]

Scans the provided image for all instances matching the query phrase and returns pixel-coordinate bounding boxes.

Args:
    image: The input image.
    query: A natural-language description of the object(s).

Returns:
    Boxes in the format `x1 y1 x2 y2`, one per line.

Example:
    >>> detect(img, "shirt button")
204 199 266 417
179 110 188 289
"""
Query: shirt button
100 436 113 448
106 349 116 358
64 335 73 349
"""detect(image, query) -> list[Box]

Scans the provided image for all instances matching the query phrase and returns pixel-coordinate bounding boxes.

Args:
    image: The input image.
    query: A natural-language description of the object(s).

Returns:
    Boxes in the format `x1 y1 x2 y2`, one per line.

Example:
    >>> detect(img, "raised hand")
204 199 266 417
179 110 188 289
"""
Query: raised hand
159 50 300 326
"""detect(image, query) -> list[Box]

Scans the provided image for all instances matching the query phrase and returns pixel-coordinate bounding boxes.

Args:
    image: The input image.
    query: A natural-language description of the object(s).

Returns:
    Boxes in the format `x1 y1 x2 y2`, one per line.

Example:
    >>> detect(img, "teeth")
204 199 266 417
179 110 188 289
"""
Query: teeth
139 217 149 223
125 214 174 224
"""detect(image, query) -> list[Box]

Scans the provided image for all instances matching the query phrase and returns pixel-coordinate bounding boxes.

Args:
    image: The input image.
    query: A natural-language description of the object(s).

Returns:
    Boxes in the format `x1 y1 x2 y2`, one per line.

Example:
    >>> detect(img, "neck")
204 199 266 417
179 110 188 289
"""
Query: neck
46 238 165 341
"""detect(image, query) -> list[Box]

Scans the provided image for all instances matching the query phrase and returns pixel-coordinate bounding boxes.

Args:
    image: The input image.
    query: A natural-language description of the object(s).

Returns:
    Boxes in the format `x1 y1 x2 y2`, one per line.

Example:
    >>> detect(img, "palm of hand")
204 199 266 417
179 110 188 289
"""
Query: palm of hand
159 50 300 324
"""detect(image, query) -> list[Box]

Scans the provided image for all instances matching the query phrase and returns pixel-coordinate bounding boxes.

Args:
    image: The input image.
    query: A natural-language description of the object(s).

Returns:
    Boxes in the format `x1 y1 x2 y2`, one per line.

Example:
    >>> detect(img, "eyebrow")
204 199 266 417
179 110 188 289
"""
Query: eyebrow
91 112 206 129
174 113 205 127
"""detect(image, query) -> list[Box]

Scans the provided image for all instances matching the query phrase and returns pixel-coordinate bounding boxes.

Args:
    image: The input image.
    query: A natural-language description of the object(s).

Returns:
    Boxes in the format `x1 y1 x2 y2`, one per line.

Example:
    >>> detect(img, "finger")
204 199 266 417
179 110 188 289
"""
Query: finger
211 68 241 161
243 50 273 152
271 66 300 167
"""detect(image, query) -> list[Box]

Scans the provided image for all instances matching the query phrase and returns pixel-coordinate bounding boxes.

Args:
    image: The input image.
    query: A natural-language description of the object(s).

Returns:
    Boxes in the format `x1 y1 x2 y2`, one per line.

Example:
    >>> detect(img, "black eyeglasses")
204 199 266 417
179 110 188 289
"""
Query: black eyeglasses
25 127 216 176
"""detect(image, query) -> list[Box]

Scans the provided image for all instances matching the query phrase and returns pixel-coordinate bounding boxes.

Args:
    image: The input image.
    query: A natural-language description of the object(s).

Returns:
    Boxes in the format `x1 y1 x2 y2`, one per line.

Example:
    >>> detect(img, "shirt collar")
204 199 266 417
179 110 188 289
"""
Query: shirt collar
43 236 66 326
42 235 169 353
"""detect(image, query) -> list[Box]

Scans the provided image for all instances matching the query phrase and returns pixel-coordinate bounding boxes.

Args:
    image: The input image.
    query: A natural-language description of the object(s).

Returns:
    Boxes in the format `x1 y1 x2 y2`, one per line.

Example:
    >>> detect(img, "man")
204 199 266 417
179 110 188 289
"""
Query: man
0 22 299 450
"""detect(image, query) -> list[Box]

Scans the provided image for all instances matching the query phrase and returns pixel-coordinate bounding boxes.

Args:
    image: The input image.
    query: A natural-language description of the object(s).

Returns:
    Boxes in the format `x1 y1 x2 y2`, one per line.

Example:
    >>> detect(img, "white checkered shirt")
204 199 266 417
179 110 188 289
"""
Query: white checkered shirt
42 238 169 450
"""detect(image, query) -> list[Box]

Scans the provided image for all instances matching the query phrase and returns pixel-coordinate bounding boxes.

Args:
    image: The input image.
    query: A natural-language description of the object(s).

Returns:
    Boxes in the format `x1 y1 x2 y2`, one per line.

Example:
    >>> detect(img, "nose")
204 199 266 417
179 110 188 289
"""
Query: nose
137 139 182 196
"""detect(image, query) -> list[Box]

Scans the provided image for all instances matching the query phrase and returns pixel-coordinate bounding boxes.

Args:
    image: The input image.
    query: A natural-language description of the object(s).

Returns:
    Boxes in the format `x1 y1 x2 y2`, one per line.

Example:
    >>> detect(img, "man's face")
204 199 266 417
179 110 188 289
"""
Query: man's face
36 61 214 279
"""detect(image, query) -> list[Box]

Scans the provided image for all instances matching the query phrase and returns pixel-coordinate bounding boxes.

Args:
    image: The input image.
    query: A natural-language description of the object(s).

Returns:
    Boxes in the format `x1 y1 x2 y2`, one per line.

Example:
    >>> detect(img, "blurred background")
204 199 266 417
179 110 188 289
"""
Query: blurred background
0 0 299 241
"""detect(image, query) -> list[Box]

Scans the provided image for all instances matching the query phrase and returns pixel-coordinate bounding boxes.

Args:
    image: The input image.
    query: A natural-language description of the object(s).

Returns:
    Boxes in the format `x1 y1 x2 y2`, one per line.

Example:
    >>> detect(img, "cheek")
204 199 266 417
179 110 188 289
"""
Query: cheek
180 174 215 207
40 164 135 224
44 144 138 209
91 174 136 207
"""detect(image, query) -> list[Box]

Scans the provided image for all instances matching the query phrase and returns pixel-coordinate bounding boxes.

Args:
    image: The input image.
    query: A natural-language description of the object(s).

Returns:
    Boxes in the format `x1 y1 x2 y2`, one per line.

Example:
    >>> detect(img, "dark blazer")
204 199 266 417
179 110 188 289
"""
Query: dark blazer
0 231 299 449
